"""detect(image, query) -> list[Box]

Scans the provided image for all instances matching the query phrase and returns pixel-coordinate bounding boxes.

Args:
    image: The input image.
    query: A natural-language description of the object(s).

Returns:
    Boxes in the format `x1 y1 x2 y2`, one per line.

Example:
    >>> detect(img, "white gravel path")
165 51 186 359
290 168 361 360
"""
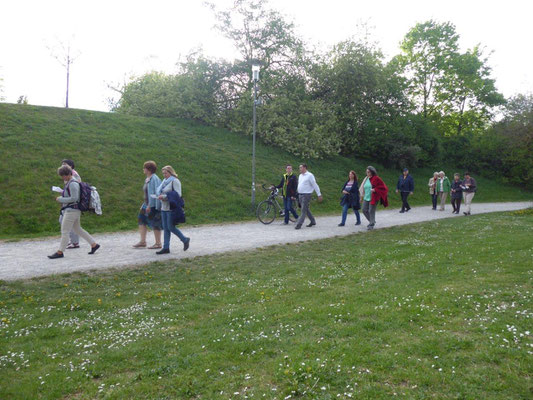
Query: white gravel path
0 201 531 281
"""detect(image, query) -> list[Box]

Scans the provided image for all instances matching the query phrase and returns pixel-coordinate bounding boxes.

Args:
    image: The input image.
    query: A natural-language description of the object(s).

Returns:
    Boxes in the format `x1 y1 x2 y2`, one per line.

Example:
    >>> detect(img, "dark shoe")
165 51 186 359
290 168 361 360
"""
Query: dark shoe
355 222 361 225
367 225 374 230
399 210 405 213
406 207 411 212
463 212 468 216
48 252 64 259
66 243 80 249
295 225 301 230
183 238 190 251
156 248 170 254
88 244 100 255
306 222 316 227
338 223 345 227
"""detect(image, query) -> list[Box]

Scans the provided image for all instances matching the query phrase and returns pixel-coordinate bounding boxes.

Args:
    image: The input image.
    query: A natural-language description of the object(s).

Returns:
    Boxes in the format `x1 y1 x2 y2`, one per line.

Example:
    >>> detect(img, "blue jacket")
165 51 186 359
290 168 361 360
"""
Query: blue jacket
397 174 414 193
146 174 162 210
340 180 361 210
167 190 186 224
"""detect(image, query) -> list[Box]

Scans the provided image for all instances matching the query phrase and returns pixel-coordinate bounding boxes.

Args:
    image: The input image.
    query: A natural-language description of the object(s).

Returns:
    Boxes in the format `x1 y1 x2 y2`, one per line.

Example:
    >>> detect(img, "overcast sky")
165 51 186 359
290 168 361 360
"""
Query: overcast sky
1 0 532 112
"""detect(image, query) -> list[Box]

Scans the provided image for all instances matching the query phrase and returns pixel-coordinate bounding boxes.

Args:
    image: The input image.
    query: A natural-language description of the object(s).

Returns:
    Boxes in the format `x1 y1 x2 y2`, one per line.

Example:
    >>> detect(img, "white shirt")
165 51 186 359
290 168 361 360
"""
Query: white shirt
297 171 321 196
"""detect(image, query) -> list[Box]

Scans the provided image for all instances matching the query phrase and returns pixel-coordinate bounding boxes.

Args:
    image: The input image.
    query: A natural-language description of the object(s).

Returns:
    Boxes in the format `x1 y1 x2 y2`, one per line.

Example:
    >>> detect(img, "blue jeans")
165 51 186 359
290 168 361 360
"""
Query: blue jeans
283 196 298 223
341 203 361 225
161 210 188 249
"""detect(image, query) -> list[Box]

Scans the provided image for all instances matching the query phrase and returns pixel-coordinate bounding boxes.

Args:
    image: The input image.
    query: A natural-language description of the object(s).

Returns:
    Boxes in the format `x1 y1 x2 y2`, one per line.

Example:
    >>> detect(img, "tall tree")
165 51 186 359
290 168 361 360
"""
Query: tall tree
48 39 80 108
439 46 505 135
396 20 459 118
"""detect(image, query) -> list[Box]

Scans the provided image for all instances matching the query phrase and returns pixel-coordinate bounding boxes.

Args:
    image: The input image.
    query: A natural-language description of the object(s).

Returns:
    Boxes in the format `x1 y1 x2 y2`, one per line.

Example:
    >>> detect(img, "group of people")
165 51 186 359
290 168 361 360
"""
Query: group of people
272 164 389 231
271 165 477 231
428 171 477 215
49 160 190 259
49 158 478 259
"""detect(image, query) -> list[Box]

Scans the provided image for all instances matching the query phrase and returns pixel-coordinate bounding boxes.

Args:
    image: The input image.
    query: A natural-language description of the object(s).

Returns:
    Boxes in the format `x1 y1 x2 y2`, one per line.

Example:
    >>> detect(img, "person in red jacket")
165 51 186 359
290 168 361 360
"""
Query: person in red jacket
359 166 389 230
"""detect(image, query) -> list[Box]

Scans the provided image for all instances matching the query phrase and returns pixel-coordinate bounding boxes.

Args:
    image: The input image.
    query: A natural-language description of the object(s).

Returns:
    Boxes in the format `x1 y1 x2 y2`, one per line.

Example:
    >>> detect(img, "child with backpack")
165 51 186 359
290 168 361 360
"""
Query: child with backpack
48 165 100 259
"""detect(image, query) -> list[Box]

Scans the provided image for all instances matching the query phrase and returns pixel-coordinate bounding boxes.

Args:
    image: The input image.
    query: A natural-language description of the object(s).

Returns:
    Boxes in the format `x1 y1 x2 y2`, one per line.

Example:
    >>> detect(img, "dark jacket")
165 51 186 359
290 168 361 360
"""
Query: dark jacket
340 180 360 210
450 179 463 199
276 173 298 198
397 174 414 193
167 190 186 224
461 177 477 193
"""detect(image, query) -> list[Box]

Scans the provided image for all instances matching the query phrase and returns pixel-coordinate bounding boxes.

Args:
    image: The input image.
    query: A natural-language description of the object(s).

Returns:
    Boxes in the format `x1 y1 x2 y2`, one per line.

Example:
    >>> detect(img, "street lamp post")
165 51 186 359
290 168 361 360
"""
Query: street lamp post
251 64 260 208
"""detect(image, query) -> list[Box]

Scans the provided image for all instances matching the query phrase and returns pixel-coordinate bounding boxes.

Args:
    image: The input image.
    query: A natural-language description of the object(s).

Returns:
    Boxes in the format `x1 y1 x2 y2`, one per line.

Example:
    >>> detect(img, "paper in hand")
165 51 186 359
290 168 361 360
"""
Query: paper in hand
51 186 63 193
150 194 158 199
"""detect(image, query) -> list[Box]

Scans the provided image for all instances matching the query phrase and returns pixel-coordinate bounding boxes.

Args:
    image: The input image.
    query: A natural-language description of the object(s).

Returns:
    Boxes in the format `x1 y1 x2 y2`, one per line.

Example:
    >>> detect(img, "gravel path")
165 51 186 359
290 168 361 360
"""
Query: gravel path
1 201 531 281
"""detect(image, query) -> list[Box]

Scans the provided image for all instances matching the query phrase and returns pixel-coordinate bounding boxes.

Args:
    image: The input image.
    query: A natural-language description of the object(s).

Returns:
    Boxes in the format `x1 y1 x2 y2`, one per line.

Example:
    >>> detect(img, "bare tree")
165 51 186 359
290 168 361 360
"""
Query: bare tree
47 38 81 108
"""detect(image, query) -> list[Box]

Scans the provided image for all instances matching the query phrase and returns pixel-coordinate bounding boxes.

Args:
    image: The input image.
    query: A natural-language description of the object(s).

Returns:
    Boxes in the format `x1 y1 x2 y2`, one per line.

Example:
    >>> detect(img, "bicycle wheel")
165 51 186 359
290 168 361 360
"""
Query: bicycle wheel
257 200 277 224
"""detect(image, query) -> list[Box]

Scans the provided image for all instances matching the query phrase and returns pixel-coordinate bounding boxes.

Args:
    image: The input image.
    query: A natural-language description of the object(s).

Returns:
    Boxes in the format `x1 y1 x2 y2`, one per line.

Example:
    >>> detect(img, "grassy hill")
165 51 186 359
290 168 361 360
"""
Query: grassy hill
0 103 531 239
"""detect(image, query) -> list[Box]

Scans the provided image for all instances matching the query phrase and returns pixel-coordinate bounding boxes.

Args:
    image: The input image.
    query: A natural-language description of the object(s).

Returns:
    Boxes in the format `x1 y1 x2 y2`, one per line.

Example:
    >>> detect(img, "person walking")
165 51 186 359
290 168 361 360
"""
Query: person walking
359 166 388 230
450 173 463 214
133 161 163 249
156 165 190 254
274 164 299 224
436 171 451 211
60 159 81 249
338 170 361 226
48 165 100 259
461 171 477 216
428 172 438 210
295 164 322 230
396 168 414 213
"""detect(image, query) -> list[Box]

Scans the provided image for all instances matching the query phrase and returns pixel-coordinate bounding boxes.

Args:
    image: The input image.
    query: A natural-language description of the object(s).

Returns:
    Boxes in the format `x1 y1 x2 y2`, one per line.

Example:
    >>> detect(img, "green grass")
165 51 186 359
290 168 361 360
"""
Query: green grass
0 103 531 239
0 211 532 399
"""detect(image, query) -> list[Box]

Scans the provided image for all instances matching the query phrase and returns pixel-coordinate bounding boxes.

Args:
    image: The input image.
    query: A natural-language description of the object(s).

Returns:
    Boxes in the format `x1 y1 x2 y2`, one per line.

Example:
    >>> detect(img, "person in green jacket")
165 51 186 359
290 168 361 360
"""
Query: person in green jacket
436 171 451 211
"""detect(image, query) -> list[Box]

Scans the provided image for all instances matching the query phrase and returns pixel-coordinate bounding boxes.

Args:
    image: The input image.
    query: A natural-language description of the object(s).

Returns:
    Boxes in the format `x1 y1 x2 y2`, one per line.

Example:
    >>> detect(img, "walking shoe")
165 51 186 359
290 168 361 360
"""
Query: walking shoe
183 238 190 251
367 225 374 230
355 222 361 225
66 243 80 249
156 248 170 255
132 242 146 248
338 223 345 226
147 244 162 249
295 225 302 230
399 210 405 213
306 222 316 227
88 244 100 255
406 207 411 212
48 252 64 259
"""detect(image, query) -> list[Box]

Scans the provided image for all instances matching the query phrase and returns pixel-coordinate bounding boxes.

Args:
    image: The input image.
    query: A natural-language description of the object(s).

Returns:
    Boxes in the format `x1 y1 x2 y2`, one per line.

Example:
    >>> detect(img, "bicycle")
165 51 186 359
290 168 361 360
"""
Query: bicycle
256 184 298 224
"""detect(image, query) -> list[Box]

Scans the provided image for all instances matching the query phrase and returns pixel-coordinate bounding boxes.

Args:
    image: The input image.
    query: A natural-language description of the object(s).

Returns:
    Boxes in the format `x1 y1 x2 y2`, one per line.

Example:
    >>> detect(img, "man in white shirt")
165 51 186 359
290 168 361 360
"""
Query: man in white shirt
295 164 323 229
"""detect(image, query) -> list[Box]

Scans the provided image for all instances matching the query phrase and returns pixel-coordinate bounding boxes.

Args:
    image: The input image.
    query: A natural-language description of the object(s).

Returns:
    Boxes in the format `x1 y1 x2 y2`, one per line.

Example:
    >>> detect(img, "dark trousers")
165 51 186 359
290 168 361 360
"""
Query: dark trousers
283 196 298 223
451 197 462 213
400 192 411 211
431 193 438 209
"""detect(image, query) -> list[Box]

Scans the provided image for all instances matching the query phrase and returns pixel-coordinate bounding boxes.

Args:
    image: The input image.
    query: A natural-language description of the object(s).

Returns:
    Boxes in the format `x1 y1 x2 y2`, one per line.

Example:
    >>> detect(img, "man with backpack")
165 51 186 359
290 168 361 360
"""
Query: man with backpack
48 165 100 259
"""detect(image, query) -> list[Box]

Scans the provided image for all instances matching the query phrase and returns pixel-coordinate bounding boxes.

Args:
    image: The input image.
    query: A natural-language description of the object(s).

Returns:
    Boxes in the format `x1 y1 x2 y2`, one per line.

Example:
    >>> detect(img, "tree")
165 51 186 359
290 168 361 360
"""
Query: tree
48 38 80 108
439 46 505 136
396 20 460 119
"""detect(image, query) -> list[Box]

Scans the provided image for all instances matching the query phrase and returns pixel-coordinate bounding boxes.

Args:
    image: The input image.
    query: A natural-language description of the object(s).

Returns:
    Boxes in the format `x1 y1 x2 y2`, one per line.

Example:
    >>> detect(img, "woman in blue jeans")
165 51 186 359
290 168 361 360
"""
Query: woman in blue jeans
156 165 190 255
338 170 361 226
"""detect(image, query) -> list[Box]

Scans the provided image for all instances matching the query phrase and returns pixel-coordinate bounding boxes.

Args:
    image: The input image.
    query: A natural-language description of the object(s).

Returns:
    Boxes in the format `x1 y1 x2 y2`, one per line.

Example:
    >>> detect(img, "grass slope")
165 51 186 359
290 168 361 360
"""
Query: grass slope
0 211 532 398
0 103 531 239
